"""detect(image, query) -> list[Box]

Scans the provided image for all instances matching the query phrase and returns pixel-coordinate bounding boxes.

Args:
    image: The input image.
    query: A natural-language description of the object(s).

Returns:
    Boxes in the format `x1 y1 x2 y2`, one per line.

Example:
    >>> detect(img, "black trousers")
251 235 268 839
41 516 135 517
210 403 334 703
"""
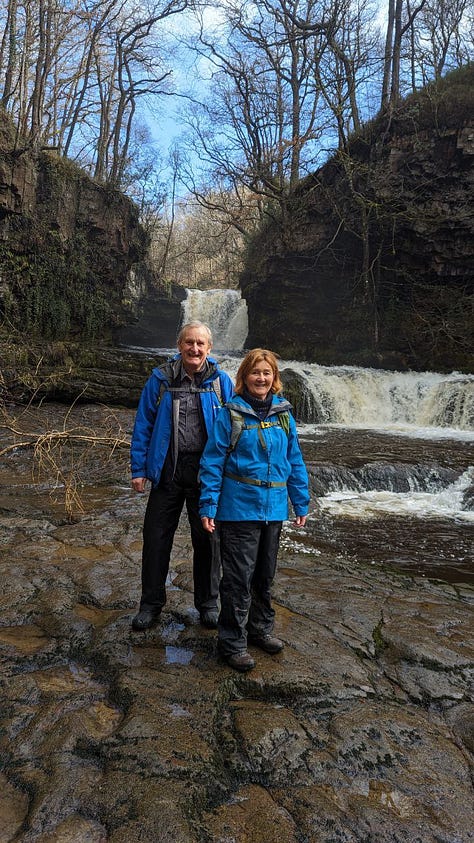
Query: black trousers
218 520 282 656
140 453 219 613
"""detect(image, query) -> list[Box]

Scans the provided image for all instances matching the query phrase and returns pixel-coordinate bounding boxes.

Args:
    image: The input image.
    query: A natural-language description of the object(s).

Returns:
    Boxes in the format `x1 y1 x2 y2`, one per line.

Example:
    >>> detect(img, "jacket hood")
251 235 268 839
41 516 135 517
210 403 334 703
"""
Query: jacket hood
226 394 293 418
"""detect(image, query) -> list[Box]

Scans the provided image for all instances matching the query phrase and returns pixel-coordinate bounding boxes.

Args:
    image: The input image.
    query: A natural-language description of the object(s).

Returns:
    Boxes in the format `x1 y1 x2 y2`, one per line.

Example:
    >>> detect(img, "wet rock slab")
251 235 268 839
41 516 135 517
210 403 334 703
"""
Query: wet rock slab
0 408 473 842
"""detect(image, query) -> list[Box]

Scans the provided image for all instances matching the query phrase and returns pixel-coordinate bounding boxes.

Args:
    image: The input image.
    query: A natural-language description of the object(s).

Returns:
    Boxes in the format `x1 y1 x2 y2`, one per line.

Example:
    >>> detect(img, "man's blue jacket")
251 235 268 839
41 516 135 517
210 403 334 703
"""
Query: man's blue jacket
130 355 234 487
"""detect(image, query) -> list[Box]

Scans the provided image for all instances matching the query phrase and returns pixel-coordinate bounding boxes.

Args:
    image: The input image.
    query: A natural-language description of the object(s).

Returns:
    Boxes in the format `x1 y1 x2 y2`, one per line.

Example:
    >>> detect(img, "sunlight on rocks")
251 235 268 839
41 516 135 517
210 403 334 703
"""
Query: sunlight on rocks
74 603 124 629
366 779 419 819
74 700 123 740
33 665 103 695
0 624 49 654
31 815 108 842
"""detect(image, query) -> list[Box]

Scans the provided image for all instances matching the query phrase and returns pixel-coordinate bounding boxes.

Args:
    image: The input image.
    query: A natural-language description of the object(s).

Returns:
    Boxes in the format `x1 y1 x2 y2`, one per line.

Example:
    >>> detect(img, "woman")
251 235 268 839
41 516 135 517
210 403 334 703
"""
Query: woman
199 348 310 672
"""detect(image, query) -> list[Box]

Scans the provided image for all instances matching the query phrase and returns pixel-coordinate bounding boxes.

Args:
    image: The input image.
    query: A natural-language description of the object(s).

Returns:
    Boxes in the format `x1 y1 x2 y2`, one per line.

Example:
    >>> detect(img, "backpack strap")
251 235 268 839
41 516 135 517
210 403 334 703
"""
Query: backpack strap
212 375 223 406
156 375 224 407
156 380 167 406
226 407 290 453
278 410 290 436
227 409 259 452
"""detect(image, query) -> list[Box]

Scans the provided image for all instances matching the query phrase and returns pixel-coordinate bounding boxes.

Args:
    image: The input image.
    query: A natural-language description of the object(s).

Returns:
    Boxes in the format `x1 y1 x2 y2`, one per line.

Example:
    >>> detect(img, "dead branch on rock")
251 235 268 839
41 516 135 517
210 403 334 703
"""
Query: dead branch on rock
0 401 131 521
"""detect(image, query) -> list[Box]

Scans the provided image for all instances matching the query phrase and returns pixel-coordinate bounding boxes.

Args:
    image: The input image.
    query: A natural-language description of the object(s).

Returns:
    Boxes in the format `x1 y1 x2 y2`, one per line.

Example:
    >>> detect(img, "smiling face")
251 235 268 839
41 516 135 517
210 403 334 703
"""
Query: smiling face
235 349 283 397
178 325 212 374
245 359 275 399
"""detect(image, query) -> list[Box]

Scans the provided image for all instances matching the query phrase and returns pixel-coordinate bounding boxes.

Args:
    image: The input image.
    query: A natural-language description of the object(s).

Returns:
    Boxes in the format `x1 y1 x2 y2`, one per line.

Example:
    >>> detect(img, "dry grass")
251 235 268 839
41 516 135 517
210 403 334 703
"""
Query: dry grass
0 396 130 520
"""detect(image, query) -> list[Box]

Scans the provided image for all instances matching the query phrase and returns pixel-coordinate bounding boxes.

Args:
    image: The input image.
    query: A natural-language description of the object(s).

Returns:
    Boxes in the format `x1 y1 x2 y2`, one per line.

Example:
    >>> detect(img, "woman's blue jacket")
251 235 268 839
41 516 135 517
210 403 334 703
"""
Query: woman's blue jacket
199 394 310 522
130 355 234 487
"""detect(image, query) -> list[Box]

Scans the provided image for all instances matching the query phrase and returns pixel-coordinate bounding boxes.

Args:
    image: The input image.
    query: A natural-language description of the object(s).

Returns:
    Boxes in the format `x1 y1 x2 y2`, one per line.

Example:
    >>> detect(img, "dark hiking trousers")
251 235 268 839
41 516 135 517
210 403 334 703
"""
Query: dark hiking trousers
140 453 219 614
217 520 282 656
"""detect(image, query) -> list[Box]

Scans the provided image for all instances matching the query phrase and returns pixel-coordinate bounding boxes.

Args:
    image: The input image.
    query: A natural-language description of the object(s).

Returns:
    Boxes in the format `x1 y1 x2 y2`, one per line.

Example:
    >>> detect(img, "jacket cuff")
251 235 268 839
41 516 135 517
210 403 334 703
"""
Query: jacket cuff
200 507 217 519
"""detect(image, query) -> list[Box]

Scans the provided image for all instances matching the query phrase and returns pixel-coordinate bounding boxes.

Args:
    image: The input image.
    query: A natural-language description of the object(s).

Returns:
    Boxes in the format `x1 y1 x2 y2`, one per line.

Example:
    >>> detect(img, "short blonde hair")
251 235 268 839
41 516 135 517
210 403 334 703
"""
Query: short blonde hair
235 348 283 395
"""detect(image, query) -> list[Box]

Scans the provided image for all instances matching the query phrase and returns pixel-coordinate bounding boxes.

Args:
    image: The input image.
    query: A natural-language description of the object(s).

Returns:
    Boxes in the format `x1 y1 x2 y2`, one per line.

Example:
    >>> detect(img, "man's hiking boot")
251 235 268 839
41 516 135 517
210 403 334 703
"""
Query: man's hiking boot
131 609 161 631
226 651 255 672
200 609 219 629
248 634 284 654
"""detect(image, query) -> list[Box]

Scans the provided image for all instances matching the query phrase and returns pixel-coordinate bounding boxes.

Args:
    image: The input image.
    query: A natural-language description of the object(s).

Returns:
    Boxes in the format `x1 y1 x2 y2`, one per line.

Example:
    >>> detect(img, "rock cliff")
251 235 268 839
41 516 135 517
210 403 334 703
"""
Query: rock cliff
0 109 149 341
241 66 474 373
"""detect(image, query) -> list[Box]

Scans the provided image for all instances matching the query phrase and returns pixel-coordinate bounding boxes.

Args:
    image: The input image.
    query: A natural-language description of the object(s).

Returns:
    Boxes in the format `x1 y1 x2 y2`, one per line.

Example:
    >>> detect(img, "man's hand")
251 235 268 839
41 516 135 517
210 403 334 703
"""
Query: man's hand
132 477 147 493
293 515 307 527
201 516 215 533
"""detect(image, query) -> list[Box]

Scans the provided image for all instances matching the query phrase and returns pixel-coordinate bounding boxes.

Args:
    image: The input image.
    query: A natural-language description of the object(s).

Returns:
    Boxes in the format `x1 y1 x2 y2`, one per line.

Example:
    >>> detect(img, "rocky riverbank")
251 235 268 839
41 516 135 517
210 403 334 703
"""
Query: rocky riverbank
0 403 473 843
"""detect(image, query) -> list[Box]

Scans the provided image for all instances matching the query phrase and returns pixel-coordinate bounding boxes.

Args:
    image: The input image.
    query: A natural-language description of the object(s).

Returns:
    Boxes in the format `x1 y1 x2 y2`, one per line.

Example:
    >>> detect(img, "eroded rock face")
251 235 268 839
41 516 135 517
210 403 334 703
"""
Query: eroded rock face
0 404 473 843
0 132 150 340
0 344 168 407
115 284 186 350
240 71 474 373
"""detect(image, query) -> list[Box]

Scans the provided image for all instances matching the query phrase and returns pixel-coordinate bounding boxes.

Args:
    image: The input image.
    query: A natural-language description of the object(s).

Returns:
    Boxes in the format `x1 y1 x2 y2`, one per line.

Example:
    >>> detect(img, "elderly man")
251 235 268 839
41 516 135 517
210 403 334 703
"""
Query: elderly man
130 321 234 631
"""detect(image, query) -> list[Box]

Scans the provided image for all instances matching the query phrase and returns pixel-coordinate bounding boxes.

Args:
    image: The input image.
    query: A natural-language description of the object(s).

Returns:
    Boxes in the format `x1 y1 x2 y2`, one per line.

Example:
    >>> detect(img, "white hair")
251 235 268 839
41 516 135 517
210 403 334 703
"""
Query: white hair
177 321 213 345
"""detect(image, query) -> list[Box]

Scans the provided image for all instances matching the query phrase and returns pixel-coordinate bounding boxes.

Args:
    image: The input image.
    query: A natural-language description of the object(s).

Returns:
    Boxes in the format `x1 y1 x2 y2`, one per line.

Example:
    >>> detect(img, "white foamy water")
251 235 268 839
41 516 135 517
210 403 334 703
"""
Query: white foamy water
219 357 474 436
318 468 474 522
280 361 474 431
297 422 474 442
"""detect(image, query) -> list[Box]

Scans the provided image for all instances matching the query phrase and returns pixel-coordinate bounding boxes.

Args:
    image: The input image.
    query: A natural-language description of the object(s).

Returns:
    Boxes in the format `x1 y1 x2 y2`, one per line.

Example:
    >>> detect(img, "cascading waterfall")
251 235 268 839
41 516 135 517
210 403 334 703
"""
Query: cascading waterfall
279 362 474 431
181 288 248 350
216 355 474 521
278 363 474 520
310 464 459 496
317 467 474 521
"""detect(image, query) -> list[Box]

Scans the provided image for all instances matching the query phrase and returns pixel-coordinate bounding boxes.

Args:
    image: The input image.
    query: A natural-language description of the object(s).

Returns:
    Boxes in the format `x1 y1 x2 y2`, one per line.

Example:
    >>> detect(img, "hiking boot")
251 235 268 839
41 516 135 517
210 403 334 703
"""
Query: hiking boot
131 609 161 631
248 634 284 654
200 609 219 629
226 651 255 672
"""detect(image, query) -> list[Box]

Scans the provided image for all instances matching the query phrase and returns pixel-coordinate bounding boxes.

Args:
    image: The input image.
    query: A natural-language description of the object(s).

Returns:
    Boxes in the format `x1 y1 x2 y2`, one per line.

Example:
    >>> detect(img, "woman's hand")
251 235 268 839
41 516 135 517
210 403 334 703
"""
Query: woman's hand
132 477 147 493
293 515 307 527
201 517 216 533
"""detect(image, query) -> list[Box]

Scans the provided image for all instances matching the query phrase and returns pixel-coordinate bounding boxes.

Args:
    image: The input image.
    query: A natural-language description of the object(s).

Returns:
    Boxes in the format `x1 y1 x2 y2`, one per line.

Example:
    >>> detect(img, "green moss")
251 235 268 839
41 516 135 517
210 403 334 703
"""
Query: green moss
0 217 117 341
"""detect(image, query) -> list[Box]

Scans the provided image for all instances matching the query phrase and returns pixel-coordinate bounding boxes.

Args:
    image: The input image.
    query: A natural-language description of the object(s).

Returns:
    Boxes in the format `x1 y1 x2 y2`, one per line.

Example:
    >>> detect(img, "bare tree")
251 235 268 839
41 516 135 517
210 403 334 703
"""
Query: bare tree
0 0 188 189
150 183 253 288
179 0 333 222
381 0 428 108
415 0 472 81
0 0 18 108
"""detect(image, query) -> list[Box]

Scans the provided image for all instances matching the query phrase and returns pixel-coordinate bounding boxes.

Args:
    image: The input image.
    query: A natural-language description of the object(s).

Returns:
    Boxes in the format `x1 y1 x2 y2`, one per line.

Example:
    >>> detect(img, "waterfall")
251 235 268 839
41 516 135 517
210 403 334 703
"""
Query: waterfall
279 363 474 431
317 467 474 521
181 289 248 351
309 464 459 497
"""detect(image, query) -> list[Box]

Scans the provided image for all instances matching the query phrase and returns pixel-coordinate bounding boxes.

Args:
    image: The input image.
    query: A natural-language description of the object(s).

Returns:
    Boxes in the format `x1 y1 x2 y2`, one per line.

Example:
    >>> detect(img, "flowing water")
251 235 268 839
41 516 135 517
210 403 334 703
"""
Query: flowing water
181 288 248 350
